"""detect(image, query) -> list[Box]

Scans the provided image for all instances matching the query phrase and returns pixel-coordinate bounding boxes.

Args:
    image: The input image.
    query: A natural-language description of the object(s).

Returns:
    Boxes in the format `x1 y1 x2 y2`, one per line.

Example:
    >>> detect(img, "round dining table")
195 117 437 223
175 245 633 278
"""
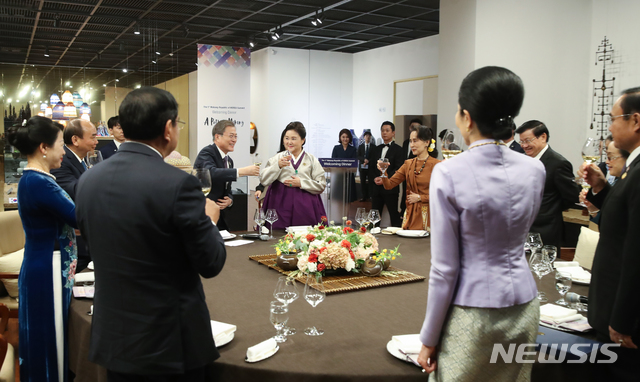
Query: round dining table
68 231 593 382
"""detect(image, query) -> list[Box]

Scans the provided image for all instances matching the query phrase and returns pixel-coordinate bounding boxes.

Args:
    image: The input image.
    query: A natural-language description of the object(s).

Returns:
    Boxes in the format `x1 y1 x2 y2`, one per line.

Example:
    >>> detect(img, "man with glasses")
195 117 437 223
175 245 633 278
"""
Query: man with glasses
194 120 260 230
580 88 640 380
515 120 580 250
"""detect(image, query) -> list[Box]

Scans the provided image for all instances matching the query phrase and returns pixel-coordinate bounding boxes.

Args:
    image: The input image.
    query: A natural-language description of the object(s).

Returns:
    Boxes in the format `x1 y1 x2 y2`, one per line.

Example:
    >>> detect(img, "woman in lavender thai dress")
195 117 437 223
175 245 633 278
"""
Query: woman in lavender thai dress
417 67 545 381
260 122 326 229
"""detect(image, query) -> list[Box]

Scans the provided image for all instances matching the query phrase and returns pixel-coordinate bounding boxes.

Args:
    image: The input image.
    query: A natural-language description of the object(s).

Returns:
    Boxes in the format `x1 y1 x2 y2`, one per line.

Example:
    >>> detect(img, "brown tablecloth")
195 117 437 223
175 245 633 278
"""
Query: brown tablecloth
68 232 593 382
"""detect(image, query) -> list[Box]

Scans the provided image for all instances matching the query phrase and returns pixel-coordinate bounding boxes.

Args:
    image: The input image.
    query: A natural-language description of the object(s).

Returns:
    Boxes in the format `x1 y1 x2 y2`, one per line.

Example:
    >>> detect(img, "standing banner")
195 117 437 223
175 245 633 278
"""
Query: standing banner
197 45 251 170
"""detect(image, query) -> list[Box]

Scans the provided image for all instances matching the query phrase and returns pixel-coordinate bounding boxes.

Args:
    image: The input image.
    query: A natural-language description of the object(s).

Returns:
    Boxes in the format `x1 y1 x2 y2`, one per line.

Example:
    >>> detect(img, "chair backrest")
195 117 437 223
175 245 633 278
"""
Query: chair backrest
0 211 24 256
574 226 599 270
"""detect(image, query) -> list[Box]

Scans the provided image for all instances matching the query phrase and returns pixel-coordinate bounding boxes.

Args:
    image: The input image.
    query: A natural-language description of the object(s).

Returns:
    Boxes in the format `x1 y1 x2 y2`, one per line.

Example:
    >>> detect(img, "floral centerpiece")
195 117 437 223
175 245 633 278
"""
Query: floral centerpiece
274 220 401 277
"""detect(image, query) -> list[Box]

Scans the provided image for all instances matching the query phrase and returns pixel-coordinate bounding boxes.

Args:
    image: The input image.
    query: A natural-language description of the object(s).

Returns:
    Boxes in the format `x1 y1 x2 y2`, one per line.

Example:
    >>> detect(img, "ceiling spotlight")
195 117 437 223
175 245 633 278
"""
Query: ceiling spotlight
53 14 59 28
155 51 161 55
115 79 119 82
44 46 49 57
271 33 278 41
65 81 70 86
183 26 189 38
152 60 157 64
136 84 141 89
119 42 125 51
122 68 128 73
134 23 140 35
103 84 106 87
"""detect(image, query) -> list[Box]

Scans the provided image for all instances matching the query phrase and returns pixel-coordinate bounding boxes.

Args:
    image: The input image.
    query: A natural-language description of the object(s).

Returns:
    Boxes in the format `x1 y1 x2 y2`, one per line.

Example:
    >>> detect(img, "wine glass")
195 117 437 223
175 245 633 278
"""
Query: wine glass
303 274 325 336
442 131 462 159
525 232 543 255
265 209 278 239
254 209 266 234
529 251 551 303
368 209 381 229
253 152 262 167
192 168 212 196
84 150 103 168
274 276 298 335
577 137 600 203
355 207 366 229
543 245 557 265
269 301 289 343
555 271 572 306
378 158 390 178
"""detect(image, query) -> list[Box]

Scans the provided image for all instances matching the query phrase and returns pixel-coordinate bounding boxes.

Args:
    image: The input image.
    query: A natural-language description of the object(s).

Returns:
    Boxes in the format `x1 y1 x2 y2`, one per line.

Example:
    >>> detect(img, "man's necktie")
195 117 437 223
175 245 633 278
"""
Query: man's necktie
365 144 369 158
82 161 87 171
223 156 229 169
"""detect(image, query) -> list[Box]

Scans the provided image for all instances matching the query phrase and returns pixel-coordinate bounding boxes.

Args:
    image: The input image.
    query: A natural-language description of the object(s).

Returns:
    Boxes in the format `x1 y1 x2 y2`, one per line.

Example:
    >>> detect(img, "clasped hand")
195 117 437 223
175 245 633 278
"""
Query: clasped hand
577 163 606 193
279 155 292 168
216 196 232 210
283 176 301 188
406 191 421 204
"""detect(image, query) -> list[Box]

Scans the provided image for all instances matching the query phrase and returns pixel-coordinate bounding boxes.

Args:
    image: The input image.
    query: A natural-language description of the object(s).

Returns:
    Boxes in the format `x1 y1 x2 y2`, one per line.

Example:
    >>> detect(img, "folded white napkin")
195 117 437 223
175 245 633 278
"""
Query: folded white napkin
210 320 237 344
397 230 428 237
370 227 381 234
554 261 579 268
87 261 94 270
381 227 402 234
246 338 277 362
391 334 422 354
286 226 311 233
74 272 95 284
557 266 591 282
219 230 234 239
261 226 270 234
540 304 578 322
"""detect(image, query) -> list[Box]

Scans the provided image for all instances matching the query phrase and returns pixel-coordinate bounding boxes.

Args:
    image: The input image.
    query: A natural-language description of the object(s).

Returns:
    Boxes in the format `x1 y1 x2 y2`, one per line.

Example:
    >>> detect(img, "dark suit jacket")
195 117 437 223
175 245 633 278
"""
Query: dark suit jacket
357 141 376 169
51 145 85 200
99 140 118 159
508 140 525 153
587 154 640 342
193 144 237 229
369 141 404 196
530 146 581 250
76 142 226 374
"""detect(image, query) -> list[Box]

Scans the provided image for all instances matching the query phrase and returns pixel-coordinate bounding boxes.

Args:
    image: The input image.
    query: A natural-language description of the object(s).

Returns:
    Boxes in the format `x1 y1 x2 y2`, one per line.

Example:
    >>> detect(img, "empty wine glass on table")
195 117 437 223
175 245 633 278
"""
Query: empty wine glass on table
378 158 390 178
274 276 298 335
525 232 543 255
555 271 572 306
303 274 326 336
192 168 212 196
269 301 289 343
84 150 103 169
368 209 381 229
529 251 552 303
265 209 278 239
543 245 557 266
355 208 366 229
254 209 266 234
442 131 462 160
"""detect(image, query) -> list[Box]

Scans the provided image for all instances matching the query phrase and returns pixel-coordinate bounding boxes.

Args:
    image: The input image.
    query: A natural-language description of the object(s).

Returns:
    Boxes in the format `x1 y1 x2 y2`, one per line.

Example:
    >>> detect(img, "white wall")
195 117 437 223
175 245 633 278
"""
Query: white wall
352 36 439 139
437 0 476 146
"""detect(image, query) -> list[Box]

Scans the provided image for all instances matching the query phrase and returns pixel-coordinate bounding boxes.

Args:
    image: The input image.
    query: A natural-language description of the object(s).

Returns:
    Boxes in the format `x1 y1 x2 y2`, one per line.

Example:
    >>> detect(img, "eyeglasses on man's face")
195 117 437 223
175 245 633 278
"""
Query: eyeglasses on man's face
518 136 541 145
176 118 186 130
606 113 632 125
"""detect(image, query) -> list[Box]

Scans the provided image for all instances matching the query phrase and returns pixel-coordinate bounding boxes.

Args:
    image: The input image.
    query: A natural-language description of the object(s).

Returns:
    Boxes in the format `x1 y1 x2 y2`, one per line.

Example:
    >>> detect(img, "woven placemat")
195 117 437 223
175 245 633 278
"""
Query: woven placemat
249 254 425 294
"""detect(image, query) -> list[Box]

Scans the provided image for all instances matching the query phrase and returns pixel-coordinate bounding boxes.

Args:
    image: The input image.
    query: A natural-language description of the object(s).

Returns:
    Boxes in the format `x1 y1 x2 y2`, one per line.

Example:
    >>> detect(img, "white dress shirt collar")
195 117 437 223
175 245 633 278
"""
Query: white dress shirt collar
626 145 640 168
65 145 84 164
534 144 549 160
114 140 123 149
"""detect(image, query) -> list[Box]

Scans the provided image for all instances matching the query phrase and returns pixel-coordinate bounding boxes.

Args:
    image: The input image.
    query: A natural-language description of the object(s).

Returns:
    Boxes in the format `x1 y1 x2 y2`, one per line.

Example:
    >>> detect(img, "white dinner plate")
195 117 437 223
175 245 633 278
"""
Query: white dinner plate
215 332 234 347
222 233 237 240
572 279 590 286
386 340 421 367
245 345 279 363
396 230 429 238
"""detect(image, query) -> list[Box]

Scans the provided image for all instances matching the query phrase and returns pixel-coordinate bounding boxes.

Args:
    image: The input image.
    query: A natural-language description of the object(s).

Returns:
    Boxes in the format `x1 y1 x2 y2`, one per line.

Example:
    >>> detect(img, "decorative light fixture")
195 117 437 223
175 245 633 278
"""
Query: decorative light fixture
40 103 47 111
80 113 90 121
52 101 66 119
50 93 60 105
80 102 91 115
63 102 77 119
62 90 73 103
72 91 83 108
44 106 53 118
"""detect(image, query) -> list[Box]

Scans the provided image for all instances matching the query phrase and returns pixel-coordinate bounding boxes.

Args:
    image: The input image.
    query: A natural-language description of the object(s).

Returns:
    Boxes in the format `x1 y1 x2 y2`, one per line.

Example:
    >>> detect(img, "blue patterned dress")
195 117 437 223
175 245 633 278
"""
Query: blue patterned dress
18 170 78 382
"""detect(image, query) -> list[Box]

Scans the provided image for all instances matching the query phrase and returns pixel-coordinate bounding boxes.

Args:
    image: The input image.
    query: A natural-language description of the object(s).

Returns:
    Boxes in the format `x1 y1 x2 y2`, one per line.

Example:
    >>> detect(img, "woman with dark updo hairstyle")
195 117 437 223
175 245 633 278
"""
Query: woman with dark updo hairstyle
417 67 545 381
378 125 440 230
7 116 78 381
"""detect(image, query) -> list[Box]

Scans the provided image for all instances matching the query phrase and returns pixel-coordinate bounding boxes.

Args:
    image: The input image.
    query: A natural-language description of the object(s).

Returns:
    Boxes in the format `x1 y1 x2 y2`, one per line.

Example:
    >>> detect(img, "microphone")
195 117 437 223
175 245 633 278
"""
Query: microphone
565 292 588 304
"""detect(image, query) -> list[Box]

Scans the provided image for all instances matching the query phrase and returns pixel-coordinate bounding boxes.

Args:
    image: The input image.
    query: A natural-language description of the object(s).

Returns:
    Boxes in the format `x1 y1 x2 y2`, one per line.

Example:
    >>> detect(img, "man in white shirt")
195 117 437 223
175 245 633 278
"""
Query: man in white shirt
99 116 125 159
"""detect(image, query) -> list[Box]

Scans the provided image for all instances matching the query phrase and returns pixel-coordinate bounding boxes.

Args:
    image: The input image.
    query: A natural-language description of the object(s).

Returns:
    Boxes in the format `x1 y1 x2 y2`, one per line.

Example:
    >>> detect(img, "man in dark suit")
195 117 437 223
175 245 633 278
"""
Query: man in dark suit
193 120 260 230
504 122 525 153
76 87 226 382
357 131 375 201
582 88 640 380
51 118 97 200
99 115 125 159
371 121 404 227
516 120 580 249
